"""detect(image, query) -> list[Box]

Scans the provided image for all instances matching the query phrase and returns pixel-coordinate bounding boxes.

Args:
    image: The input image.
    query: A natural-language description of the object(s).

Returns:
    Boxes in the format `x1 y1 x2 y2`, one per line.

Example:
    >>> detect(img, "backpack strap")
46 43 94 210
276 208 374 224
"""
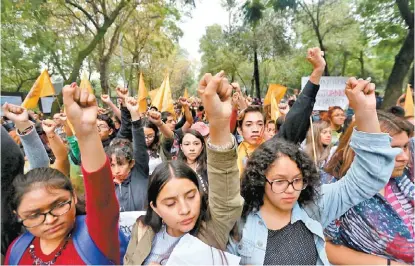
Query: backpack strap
73 215 115 265
8 232 34 265
73 215 128 265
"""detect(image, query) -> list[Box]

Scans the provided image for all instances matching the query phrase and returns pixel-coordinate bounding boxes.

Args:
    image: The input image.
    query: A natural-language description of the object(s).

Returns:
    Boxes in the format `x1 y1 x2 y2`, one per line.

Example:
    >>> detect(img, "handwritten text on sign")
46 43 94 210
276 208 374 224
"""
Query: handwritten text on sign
301 77 349 110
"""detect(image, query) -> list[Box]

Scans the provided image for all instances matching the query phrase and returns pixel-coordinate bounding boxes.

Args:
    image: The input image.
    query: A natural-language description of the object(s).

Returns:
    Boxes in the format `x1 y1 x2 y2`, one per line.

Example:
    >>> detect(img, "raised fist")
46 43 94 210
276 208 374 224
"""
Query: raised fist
62 83 98 137
148 110 162 126
42 119 57 136
198 71 233 122
345 77 376 113
306 47 326 71
179 97 189 108
101 94 112 104
116 86 129 99
125 97 138 112
2 103 32 132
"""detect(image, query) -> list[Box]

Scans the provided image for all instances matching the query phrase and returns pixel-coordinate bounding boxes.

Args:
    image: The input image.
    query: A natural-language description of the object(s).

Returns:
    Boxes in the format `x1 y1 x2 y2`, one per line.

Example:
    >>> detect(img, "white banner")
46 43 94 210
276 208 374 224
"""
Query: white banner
119 211 146 240
301 76 349 110
166 234 241 265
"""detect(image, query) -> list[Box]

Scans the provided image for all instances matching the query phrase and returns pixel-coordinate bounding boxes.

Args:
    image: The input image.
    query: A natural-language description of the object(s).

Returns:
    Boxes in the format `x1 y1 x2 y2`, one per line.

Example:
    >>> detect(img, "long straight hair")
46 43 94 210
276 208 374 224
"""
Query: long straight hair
304 120 332 166
141 161 210 236
178 129 208 183
142 118 160 158
141 161 229 261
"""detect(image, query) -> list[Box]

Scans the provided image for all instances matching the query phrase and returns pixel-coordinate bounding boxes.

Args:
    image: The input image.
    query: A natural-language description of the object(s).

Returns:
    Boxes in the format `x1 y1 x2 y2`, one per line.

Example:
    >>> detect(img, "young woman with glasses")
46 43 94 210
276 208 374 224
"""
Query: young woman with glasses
327 106 346 145
141 118 162 175
5 83 121 264
228 78 401 265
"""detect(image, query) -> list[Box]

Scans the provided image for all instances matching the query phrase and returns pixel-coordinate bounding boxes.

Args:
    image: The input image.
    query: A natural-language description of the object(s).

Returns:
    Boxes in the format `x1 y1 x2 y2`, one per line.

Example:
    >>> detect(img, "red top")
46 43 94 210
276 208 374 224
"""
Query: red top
5 158 120 265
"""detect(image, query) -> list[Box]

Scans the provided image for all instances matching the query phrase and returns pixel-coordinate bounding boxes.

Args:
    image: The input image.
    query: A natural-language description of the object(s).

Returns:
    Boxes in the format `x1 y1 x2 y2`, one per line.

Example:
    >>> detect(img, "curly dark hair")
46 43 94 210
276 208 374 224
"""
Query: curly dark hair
241 138 320 220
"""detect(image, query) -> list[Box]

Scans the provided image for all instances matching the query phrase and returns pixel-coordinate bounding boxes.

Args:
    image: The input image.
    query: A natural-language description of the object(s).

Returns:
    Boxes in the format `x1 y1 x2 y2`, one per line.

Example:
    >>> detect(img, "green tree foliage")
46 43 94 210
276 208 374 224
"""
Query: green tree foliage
357 0 414 108
199 0 413 106
2 0 195 101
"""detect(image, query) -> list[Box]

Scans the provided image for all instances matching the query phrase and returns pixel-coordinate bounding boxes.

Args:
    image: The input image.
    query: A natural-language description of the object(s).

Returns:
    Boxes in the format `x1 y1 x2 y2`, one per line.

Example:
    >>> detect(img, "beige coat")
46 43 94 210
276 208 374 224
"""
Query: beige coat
124 146 244 265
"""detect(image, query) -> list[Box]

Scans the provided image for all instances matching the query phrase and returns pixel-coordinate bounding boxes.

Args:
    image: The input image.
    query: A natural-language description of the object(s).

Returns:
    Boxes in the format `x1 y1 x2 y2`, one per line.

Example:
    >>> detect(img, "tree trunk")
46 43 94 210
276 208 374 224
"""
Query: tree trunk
382 27 414 109
341 52 349 76
253 45 261 100
99 58 110 94
358 50 365 77
316 36 329 76
250 75 255 97
65 0 128 83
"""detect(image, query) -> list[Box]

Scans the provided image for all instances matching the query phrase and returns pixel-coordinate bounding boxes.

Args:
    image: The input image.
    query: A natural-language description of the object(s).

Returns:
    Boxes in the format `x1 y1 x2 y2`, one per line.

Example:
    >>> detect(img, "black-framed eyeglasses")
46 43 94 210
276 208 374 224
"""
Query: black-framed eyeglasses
18 199 73 228
266 178 307 194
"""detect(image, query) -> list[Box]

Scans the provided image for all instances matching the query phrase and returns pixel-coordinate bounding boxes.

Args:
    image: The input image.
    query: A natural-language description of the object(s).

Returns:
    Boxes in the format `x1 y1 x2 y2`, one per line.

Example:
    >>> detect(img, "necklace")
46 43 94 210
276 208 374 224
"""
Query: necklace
29 233 72 265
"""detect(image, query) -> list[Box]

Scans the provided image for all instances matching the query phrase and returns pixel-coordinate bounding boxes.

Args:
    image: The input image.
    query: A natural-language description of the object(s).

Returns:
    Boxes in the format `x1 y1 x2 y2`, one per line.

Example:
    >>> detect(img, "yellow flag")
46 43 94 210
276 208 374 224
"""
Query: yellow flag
264 84 286 105
152 77 166 111
404 84 414 117
22 69 55 109
149 88 159 102
183 88 189 98
138 72 149 113
161 74 175 115
271 92 281 121
79 72 94 94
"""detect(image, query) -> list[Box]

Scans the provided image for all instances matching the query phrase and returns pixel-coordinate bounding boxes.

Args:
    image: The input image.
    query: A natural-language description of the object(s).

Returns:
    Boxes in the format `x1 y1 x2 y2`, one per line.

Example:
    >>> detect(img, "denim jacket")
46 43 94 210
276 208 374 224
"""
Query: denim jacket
227 129 401 265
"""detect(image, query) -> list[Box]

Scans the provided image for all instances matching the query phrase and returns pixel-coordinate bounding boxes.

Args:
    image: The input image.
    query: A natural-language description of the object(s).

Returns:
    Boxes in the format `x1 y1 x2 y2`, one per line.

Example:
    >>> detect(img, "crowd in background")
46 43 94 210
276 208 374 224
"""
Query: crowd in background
1 47 414 265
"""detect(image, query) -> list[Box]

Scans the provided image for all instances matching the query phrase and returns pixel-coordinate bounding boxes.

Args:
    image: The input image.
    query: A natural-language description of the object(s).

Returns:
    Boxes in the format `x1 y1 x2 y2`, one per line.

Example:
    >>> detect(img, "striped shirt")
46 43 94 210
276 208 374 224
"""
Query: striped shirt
324 169 414 264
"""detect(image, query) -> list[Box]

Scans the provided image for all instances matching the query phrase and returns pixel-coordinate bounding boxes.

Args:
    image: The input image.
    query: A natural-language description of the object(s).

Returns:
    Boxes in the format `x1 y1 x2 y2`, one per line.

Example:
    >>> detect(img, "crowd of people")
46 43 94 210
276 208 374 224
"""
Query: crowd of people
1 47 414 265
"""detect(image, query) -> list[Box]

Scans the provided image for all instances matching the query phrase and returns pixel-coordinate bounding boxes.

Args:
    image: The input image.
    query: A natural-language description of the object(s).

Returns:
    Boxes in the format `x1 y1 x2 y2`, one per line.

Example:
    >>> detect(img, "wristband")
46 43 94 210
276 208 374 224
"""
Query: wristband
17 125 34 136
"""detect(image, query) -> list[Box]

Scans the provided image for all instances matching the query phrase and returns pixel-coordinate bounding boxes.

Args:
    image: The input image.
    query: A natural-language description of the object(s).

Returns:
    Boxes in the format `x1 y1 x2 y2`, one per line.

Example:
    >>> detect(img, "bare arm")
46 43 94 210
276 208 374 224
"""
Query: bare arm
101 94 121 120
48 135 70 176
179 97 194 131
148 110 174 139
42 119 69 176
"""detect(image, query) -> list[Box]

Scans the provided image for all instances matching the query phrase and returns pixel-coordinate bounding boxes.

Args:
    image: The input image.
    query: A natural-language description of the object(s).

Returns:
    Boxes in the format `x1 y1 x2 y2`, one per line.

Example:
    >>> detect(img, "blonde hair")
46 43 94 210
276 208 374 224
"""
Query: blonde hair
304 120 332 166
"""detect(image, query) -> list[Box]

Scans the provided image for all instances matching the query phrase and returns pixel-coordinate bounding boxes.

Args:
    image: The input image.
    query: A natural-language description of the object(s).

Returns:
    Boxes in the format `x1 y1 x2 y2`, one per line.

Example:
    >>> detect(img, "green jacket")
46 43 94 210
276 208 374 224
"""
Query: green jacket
123 144 243 265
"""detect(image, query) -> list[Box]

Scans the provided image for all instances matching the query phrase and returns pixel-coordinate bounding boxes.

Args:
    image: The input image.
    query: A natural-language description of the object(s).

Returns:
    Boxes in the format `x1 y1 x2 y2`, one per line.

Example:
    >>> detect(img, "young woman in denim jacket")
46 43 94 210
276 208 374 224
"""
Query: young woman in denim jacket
227 77 402 265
